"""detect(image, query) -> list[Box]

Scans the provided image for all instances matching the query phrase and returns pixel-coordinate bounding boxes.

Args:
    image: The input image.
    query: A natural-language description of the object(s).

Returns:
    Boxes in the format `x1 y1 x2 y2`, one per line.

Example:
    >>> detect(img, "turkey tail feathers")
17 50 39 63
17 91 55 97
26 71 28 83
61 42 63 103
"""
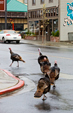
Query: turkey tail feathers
22 60 25 63
20 59 25 63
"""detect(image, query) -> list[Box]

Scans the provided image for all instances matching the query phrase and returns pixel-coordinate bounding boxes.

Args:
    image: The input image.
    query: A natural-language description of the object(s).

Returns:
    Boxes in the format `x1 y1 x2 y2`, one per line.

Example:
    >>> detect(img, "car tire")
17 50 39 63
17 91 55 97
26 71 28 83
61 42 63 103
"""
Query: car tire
8 40 11 43
2 37 6 43
16 40 20 44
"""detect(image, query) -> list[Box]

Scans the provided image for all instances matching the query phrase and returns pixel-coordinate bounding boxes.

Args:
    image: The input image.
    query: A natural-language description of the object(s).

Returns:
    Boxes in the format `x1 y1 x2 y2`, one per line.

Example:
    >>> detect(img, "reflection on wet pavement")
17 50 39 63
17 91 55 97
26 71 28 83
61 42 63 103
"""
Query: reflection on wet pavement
35 102 51 111
50 89 61 97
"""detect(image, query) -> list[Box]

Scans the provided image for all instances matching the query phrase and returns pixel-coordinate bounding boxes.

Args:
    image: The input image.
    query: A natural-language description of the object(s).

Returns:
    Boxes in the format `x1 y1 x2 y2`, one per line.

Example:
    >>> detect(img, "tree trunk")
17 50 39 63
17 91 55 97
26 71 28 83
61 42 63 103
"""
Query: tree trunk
42 29 44 43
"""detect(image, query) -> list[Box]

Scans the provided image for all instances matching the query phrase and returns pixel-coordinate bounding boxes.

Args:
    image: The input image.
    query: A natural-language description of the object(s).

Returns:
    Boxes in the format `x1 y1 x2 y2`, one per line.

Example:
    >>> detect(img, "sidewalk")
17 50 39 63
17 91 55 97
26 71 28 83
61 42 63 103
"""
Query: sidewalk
21 39 73 48
0 69 24 95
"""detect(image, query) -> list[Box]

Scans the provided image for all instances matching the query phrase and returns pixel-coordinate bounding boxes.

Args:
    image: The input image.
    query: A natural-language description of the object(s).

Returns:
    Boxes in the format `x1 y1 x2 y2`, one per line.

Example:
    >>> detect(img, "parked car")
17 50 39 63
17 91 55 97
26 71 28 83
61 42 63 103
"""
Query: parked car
0 30 21 43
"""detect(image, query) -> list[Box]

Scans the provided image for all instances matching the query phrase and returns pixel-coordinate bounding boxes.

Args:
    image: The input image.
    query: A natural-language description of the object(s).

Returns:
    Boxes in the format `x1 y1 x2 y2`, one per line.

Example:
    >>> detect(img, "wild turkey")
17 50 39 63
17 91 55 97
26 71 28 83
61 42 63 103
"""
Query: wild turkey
48 61 60 88
38 48 49 66
38 48 51 74
34 74 50 101
9 48 25 67
40 58 51 74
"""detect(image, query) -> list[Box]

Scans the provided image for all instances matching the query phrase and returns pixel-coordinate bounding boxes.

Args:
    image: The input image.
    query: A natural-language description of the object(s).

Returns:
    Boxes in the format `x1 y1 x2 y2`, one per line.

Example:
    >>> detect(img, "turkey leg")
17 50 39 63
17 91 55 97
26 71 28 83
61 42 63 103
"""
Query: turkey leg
9 61 14 67
17 61 19 67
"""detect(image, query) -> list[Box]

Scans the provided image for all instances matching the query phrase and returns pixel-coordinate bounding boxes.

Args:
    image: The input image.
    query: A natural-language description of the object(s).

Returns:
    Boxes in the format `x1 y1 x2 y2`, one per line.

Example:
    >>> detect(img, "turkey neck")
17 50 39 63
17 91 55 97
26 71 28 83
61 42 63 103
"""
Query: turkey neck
10 50 13 54
45 74 49 79
54 63 57 66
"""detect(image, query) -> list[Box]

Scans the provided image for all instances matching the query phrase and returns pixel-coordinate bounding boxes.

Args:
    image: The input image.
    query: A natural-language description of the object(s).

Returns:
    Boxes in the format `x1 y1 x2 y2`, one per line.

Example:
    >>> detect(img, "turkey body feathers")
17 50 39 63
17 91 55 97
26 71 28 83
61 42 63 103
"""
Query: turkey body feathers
38 55 49 66
40 61 51 74
11 53 25 62
38 48 49 65
34 76 50 98
50 63 60 79
9 48 25 67
11 53 21 61
49 63 60 86
38 48 51 74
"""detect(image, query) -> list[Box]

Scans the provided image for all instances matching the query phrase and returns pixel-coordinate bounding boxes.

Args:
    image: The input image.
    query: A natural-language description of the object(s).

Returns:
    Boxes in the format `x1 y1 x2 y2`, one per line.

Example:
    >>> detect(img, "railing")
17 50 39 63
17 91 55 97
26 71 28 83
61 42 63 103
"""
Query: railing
0 12 27 18
28 7 58 19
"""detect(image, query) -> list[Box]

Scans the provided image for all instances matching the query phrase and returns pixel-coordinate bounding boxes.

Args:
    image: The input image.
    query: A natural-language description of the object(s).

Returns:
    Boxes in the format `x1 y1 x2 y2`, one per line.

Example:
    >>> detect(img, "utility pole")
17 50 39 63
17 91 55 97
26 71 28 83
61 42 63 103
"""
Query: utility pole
5 0 7 29
27 0 29 31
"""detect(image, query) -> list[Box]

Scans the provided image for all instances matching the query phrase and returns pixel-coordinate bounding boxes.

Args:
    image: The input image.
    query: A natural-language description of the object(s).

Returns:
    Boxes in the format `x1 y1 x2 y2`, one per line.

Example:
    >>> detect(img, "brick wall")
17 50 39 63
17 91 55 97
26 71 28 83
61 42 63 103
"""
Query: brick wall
50 36 59 42
25 36 37 40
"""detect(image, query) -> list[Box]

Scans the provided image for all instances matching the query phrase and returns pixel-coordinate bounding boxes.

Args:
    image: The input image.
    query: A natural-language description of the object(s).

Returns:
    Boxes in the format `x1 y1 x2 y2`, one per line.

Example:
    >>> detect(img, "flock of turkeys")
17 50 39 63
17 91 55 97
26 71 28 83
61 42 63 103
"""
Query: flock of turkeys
34 48 60 101
9 48 60 101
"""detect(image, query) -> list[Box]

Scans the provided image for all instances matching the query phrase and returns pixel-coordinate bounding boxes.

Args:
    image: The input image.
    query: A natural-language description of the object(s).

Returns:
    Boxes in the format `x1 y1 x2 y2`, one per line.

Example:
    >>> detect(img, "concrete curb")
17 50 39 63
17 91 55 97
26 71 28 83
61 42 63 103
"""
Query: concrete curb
21 39 73 49
0 69 24 95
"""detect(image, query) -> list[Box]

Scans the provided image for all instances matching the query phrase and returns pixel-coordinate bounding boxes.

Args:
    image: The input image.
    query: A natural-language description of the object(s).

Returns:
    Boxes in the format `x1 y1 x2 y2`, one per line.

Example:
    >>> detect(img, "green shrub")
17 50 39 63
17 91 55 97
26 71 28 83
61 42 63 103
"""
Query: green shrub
51 31 55 36
21 30 37 38
22 35 25 39
55 30 59 37
21 33 25 39
26 31 36 36
26 30 31 35
51 30 59 37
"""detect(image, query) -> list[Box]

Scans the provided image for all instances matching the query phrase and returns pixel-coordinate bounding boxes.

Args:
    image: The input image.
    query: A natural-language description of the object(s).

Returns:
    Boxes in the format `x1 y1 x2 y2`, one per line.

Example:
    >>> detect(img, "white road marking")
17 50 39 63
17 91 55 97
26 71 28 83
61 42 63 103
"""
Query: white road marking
60 73 73 79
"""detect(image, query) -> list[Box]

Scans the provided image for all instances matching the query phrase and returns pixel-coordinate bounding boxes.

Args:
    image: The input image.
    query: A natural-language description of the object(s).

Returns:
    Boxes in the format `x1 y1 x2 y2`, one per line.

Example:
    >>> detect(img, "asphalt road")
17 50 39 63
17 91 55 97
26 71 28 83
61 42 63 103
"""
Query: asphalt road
0 41 73 113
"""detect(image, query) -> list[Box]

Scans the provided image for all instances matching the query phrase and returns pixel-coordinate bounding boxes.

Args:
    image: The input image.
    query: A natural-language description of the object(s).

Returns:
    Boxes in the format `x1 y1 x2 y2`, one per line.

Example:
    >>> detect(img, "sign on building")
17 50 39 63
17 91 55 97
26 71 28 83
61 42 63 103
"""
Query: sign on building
0 0 5 11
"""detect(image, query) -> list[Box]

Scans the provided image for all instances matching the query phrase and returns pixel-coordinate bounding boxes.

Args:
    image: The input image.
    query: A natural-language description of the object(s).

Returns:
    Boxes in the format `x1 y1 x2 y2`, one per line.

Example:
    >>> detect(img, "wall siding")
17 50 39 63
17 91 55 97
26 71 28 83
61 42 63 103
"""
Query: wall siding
28 0 58 10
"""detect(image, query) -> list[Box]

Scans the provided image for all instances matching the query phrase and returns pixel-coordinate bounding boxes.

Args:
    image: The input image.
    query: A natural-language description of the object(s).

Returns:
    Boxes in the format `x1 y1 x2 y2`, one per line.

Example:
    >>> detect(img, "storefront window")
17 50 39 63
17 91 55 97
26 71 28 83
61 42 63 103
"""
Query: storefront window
53 19 58 31
29 21 34 32
34 21 39 35
29 21 39 35
41 0 44 4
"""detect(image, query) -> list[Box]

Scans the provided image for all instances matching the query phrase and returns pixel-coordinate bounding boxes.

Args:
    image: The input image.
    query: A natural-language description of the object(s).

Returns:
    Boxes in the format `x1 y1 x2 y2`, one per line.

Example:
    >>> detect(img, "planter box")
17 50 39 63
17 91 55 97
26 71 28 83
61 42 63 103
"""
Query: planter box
25 36 37 40
50 36 60 42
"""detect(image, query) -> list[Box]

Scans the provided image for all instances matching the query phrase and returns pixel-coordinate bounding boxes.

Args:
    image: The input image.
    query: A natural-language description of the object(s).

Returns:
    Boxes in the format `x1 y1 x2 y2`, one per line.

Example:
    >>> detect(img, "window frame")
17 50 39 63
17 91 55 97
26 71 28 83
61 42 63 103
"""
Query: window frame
24 0 27 4
49 0 53 3
32 0 36 5
40 0 44 4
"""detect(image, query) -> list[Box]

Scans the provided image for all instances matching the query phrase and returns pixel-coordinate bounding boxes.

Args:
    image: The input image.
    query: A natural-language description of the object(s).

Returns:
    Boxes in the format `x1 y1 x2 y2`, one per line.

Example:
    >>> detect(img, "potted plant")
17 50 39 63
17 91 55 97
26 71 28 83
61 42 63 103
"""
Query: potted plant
25 31 37 40
50 30 60 42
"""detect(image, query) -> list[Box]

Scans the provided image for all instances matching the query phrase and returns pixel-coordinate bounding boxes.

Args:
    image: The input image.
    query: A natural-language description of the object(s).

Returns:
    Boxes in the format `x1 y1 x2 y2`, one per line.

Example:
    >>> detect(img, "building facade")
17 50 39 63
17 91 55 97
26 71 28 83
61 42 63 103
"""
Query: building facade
0 0 27 31
18 0 27 4
28 0 73 41
59 0 73 41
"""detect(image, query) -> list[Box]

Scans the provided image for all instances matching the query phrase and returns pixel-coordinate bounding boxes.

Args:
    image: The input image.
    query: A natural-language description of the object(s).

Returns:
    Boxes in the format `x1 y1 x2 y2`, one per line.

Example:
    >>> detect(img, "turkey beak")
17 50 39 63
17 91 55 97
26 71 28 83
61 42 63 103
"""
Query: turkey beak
34 90 43 98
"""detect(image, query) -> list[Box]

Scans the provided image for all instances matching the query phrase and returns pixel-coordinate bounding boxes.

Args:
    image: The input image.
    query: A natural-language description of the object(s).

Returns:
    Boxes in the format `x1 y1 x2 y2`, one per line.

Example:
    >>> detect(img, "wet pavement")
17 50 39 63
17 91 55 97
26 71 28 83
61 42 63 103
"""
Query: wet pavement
0 40 73 113
0 71 73 113
0 76 73 113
